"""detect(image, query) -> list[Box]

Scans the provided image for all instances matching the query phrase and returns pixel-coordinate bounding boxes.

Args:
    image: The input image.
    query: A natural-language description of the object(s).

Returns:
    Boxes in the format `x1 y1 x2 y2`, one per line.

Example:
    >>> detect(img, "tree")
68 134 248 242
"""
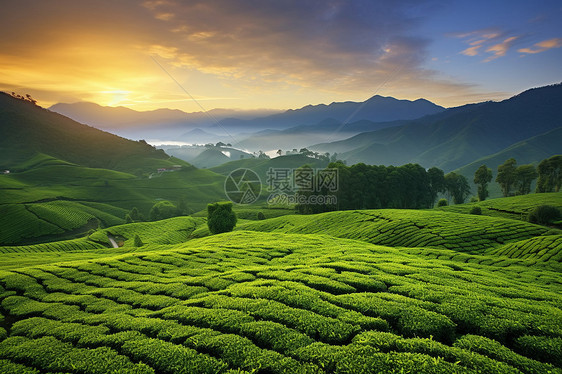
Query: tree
427 167 445 207
437 198 448 207
149 201 177 221
445 172 471 204
496 158 517 197
207 202 237 234
536 155 562 193
474 165 492 201
514 164 538 195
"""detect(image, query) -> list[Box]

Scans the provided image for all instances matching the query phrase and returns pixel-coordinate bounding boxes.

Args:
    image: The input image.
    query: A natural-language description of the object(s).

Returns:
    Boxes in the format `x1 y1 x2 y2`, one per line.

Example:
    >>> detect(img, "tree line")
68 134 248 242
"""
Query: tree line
476 155 561 200
297 154 561 213
297 162 450 213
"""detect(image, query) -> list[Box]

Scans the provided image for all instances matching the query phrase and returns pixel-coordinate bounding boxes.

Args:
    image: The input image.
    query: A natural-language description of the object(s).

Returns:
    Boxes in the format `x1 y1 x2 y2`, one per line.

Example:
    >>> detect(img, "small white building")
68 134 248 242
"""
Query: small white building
3 170 9 174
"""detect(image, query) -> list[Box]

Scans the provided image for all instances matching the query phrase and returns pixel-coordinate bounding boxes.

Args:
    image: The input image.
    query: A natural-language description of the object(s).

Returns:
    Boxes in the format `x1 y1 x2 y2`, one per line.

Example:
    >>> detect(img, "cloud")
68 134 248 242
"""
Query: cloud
0 0 483 109
518 38 562 54
461 46 481 56
484 36 519 62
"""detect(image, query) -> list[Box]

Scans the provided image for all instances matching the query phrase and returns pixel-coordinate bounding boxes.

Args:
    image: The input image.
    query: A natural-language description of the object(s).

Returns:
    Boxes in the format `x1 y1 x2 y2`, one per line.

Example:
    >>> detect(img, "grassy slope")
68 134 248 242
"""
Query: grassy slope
452 129 562 199
0 159 225 245
0 93 183 173
436 192 562 221
0 231 560 373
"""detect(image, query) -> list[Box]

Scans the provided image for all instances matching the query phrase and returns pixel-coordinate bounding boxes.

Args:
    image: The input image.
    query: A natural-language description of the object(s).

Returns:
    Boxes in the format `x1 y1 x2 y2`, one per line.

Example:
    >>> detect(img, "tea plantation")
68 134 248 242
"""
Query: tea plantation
0 219 561 373
436 193 562 221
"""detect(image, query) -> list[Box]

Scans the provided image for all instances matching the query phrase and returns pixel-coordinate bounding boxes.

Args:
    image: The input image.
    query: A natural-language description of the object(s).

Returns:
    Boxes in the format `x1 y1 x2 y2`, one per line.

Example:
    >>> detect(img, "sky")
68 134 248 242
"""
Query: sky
0 0 561 112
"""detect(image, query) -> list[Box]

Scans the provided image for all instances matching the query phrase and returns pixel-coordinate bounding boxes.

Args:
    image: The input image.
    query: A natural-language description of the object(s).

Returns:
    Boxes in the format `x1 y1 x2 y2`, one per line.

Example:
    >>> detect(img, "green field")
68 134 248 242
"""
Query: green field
0 230 561 373
436 193 562 221
0 159 226 245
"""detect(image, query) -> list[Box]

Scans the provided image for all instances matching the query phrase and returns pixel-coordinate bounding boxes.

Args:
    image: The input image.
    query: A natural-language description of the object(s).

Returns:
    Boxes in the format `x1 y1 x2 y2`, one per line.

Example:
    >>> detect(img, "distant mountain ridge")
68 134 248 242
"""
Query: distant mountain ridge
312 83 562 172
215 95 445 132
49 95 445 143
49 102 281 130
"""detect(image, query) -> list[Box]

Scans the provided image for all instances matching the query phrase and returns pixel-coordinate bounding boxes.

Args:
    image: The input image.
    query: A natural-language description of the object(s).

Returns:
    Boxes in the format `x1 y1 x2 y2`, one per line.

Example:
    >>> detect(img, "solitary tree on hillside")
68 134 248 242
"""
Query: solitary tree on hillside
496 158 517 197
536 155 562 193
474 165 492 201
514 164 538 195
207 202 237 234
445 172 471 204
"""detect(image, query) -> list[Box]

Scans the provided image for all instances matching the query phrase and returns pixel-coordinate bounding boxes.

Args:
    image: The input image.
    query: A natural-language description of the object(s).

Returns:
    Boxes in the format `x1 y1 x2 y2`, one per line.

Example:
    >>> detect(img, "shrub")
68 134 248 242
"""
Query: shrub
150 201 178 221
470 206 482 215
528 205 561 225
257 211 266 220
437 199 448 207
133 234 144 247
207 202 237 234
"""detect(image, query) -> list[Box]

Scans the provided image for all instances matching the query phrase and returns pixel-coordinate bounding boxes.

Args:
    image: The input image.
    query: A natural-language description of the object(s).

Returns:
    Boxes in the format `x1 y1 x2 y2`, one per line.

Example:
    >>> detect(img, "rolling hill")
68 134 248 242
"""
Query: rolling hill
0 222 561 372
0 94 228 245
0 192 561 372
0 93 187 174
311 84 562 173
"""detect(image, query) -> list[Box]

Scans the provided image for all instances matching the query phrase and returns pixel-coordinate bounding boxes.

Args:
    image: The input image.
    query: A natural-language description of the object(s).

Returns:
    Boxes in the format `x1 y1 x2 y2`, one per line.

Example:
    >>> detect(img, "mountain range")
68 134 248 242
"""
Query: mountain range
312 83 562 175
49 95 445 146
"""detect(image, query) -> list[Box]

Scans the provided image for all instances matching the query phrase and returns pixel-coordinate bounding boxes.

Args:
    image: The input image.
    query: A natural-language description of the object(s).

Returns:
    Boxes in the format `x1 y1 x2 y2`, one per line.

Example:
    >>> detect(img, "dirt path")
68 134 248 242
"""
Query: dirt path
107 234 119 248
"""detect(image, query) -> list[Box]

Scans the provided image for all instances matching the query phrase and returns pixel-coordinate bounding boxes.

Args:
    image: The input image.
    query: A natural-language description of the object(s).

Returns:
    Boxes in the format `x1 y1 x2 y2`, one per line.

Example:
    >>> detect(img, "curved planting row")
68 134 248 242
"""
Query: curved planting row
490 235 562 263
0 237 105 254
0 231 560 373
239 209 548 252
88 216 205 247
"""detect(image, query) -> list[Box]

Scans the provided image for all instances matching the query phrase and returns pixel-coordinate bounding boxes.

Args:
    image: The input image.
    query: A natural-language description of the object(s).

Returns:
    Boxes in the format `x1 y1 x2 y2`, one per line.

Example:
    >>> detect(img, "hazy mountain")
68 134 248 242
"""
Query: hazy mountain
49 101 281 133
215 95 445 132
235 118 413 151
160 145 253 168
312 84 562 172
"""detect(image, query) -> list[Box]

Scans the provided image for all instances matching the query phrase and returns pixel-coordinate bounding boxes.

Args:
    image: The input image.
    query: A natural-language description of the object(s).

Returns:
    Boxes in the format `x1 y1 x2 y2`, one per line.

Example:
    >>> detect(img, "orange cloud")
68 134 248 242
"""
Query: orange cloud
518 38 562 54
461 45 481 56
484 36 519 62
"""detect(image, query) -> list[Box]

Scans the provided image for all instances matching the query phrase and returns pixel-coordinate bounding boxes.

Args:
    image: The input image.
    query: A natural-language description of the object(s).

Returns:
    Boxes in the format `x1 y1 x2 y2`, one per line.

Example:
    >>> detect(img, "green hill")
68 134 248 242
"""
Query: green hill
453 128 562 198
313 83 562 172
0 92 186 173
436 192 562 221
238 209 550 252
0 230 561 373
0 165 225 245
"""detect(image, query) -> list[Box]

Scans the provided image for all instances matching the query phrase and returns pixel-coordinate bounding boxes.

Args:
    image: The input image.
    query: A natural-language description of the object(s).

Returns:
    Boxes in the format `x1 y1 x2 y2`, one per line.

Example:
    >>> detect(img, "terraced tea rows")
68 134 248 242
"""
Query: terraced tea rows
89 216 206 247
0 201 127 245
437 193 562 221
0 237 104 254
239 209 548 252
0 232 560 373
489 235 562 263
